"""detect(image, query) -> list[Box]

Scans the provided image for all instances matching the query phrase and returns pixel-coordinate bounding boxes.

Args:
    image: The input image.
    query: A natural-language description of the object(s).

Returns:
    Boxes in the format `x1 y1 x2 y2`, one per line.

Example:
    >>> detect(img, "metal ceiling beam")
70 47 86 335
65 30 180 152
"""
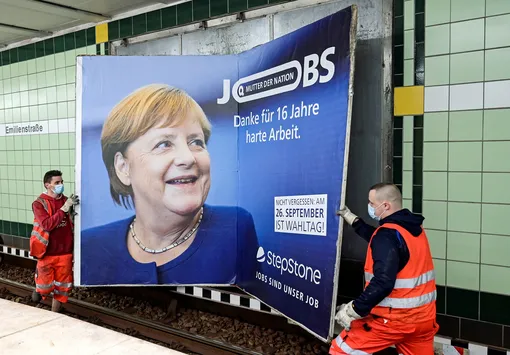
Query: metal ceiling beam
0 0 110 23
0 23 52 36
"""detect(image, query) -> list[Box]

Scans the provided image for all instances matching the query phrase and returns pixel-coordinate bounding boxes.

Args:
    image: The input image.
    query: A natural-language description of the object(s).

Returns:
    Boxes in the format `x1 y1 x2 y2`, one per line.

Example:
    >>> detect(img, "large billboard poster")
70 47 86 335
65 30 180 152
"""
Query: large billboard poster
75 6 357 341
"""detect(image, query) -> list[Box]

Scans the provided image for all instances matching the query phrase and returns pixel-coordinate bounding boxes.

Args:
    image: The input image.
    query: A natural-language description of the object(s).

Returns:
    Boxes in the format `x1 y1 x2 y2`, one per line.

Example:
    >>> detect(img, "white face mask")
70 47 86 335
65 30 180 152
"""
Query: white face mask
368 202 385 221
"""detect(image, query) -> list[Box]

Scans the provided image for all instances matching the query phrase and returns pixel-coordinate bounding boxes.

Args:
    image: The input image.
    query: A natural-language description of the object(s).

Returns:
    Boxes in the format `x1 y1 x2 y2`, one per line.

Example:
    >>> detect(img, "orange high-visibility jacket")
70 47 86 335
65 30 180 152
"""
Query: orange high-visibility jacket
364 223 436 323
30 197 53 259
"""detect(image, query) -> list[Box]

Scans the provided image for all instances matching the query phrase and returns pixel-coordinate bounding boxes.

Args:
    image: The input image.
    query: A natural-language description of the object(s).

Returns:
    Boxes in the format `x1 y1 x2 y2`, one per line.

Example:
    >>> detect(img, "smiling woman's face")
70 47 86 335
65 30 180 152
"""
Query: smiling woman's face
115 114 211 217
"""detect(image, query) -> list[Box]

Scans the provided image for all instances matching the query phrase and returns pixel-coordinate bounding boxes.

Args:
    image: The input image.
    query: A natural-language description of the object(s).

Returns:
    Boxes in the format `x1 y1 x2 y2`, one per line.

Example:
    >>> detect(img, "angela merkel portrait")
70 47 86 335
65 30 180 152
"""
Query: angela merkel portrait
80 84 258 285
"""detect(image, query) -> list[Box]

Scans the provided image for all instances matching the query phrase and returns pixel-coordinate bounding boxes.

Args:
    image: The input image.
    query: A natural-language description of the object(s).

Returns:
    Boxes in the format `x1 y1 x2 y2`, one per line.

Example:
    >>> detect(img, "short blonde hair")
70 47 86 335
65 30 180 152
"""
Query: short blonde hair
101 84 211 208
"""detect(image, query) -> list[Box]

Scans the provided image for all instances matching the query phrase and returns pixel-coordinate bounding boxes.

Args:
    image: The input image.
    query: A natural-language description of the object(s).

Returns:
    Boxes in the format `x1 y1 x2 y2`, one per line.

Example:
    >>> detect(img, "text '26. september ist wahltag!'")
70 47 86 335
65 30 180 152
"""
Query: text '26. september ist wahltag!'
234 100 320 144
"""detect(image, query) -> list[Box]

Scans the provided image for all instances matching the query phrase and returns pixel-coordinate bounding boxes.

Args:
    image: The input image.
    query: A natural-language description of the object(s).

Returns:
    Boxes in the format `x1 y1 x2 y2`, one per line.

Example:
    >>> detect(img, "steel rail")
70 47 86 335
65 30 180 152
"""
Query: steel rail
0 277 261 355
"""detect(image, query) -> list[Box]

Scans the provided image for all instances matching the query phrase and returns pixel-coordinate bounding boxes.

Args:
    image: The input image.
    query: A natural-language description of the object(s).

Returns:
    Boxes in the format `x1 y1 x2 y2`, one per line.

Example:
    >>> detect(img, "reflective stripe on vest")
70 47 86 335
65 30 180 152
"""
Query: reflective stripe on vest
377 290 437 309
31 229 49 246
365 269 435 289
334 336 370 355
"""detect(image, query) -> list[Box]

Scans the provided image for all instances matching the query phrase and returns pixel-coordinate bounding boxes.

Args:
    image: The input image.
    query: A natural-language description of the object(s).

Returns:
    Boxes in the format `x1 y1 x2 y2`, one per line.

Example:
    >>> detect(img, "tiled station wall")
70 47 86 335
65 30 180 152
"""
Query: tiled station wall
393 0 510 349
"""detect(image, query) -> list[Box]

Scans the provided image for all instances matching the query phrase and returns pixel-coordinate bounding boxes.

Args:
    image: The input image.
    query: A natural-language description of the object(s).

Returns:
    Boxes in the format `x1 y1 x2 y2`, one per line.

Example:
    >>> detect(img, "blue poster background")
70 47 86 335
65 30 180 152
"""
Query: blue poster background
77 6 353 341
236 8 352 339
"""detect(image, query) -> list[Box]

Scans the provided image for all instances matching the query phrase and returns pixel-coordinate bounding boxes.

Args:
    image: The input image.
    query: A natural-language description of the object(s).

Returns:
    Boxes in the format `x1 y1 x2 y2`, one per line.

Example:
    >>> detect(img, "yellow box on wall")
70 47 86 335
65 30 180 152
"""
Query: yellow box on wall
394 86 424 116
95 23 108 44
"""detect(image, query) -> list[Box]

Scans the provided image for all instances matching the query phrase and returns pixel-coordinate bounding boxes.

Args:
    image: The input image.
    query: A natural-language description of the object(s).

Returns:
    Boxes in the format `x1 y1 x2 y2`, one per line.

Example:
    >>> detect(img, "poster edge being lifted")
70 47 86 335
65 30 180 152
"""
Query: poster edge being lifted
328 4 359 341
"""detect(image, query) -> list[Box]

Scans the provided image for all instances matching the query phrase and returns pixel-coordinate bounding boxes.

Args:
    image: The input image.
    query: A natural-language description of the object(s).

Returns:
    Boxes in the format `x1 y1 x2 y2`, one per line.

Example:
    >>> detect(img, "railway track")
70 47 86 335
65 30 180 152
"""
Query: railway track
0 256 330 354
0 277 261 355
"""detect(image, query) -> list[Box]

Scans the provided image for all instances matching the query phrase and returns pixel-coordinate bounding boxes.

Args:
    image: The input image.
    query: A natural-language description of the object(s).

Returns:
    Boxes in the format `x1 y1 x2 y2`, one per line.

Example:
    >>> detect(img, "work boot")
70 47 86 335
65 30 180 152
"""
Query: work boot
31 290 42 303
51 298 62 312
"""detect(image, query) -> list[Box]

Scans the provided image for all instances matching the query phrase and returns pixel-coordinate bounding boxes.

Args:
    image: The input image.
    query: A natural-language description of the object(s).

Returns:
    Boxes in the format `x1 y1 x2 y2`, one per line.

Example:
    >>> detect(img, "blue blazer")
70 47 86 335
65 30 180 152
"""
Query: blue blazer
79 205 258 285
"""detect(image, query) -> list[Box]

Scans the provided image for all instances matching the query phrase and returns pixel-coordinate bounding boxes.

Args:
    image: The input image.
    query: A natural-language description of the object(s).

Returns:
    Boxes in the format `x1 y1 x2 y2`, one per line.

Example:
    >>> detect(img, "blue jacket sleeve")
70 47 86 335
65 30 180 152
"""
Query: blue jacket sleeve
352 228 401 317
352 218 376 243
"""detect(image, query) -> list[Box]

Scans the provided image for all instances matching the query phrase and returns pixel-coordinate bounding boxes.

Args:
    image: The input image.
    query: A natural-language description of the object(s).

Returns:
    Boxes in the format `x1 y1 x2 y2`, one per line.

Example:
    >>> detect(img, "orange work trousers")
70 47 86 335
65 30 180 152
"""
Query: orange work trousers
35 254 73 303
330 316 438 355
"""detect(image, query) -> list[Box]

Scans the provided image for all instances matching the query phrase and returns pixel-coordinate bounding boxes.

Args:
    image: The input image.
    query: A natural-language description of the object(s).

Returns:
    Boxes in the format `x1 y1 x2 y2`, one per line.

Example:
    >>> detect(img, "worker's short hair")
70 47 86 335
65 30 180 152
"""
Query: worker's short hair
100 84 211 208
369 182 402 205
43 170 62 185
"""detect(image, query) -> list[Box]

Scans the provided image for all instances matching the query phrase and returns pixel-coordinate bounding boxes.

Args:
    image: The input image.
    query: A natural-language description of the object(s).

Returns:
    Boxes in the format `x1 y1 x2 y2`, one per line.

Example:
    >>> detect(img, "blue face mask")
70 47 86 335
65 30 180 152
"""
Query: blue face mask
368 202 384 221
53 184 64 195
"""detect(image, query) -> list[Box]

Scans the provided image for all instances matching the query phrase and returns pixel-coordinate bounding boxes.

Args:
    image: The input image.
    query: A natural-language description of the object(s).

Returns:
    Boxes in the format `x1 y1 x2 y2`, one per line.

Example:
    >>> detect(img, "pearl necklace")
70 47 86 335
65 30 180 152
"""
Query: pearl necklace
129 208 203 254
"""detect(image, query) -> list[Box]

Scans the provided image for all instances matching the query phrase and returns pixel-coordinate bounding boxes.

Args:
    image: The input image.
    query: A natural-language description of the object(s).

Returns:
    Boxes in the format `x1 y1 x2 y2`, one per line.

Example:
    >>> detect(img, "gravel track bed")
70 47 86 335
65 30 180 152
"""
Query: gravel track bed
0 264 328 355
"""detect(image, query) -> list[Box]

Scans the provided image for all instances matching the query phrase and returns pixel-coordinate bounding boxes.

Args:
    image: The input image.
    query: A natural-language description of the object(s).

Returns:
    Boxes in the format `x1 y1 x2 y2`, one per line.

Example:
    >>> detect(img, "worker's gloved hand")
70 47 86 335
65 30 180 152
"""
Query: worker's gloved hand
334 301 362 331
70 194 80 205
60 194 80 213
335 303 346 315
336 206 358 225
345 301 362 320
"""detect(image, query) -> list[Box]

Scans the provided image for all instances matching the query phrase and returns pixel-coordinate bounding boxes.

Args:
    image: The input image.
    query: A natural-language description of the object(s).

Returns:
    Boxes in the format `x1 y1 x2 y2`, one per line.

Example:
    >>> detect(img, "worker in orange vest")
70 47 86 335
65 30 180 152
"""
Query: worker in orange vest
31 170 79 312
330 183 438 355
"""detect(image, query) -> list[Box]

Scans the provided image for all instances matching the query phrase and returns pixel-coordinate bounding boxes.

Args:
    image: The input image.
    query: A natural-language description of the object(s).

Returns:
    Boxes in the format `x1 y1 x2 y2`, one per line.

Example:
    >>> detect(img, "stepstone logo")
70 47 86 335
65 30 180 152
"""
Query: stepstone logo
256 247 266 262
256 246 322 285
